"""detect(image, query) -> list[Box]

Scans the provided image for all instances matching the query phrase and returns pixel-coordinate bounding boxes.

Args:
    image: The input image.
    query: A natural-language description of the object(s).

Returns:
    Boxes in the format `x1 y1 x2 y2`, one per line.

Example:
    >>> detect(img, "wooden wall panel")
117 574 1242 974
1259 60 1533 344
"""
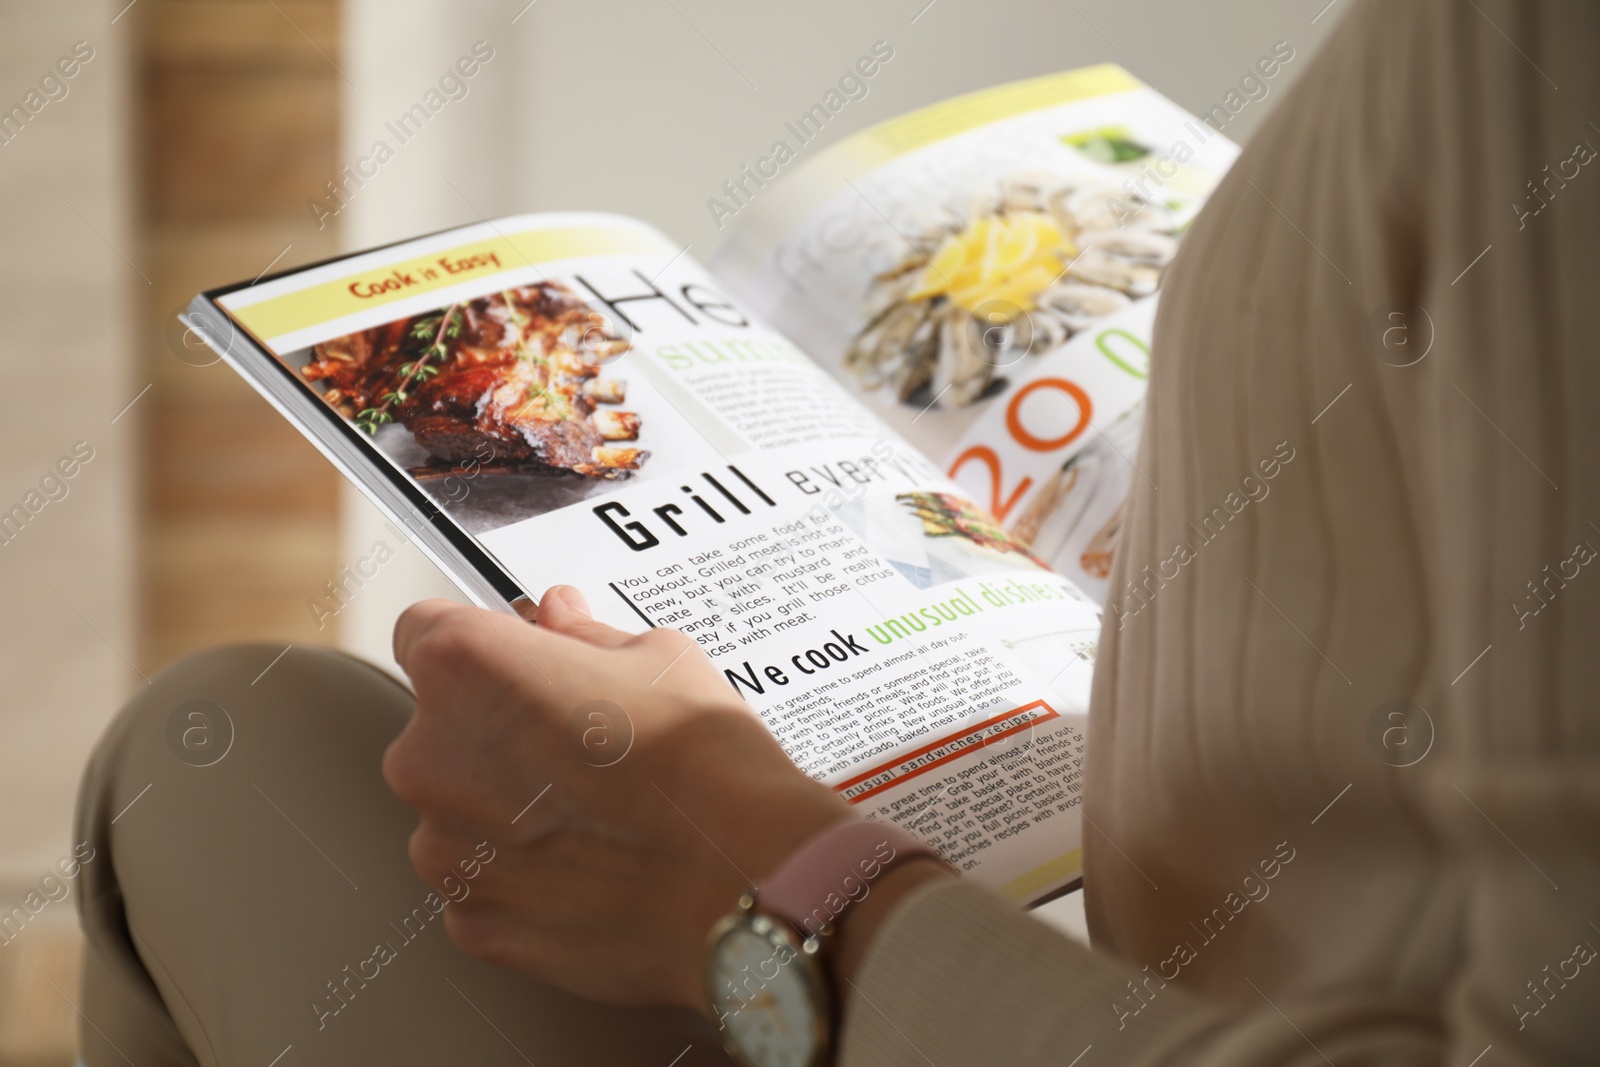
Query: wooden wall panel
135 0 344 669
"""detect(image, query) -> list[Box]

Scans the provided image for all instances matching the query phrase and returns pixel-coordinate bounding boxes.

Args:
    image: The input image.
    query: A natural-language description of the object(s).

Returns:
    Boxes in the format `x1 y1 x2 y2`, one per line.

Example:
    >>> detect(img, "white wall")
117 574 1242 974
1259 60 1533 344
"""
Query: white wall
0 0 133 896
336 0 1343 668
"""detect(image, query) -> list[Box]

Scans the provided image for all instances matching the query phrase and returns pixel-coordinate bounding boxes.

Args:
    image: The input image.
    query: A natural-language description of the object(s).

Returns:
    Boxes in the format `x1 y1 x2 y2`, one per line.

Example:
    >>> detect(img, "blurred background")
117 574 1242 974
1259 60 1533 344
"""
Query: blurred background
0 0 1332 1060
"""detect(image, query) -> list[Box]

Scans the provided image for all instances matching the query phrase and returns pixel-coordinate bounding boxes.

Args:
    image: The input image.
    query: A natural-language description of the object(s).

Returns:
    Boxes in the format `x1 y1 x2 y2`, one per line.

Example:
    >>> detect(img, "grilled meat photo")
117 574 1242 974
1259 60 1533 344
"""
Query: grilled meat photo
303 281 647 480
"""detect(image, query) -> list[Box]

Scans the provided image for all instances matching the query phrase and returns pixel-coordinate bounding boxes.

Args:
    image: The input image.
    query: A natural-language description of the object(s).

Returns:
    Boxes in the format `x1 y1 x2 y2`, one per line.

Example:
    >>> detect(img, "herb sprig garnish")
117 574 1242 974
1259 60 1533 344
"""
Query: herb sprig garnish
355 303 461 435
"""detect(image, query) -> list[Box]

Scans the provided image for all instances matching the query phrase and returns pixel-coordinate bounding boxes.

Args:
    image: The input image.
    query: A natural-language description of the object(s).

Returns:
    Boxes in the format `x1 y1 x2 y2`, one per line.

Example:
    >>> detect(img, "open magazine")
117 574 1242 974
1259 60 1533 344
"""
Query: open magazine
190 64 1237 906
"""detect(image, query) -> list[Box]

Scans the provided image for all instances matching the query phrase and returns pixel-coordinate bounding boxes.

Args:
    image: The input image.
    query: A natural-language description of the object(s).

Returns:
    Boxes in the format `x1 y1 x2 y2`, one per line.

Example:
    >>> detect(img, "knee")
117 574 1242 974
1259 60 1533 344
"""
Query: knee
86 644 415 795
72 648 421 1055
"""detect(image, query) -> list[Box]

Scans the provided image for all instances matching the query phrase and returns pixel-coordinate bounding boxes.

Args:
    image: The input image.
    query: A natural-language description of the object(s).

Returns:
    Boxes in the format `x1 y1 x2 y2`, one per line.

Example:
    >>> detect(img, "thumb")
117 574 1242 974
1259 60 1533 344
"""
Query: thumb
535 585 633 648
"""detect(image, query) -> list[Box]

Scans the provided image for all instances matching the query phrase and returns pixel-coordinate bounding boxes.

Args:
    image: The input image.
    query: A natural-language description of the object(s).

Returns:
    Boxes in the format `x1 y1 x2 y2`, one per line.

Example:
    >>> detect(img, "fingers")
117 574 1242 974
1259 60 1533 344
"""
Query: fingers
396 588 638 676
542 584 590 616
536 585 634 649
392 598 476 671
395 597 559 680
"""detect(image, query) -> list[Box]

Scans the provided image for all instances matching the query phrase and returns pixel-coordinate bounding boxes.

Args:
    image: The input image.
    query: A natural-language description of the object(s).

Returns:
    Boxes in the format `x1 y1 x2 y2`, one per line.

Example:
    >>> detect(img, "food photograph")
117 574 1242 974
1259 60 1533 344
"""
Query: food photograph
284 280 677 532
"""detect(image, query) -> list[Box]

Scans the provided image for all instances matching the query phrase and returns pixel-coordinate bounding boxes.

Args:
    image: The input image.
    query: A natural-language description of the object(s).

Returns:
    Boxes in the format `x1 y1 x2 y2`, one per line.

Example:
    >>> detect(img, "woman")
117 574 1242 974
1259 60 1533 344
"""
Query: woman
76 1 1597 1063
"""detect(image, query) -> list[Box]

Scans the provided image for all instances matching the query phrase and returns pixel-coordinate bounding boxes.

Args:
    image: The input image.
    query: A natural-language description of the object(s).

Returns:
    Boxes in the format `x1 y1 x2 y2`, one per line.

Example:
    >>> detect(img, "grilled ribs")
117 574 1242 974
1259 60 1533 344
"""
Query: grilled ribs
303 282 646 480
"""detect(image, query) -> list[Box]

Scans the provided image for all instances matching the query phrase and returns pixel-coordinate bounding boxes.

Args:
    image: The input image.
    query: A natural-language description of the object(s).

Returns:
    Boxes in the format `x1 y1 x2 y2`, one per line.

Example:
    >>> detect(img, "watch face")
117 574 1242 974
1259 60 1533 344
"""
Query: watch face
707 915 827 1067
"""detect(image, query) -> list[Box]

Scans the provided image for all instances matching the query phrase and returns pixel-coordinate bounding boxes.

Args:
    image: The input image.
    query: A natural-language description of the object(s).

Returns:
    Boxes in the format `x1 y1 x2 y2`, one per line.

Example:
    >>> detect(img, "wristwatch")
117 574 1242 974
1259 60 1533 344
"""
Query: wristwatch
703 818 944 1067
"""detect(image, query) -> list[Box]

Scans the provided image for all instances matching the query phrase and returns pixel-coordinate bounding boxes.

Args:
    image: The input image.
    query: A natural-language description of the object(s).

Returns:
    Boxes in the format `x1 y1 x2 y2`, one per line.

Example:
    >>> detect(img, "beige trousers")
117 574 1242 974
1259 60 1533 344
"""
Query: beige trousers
74 644 732 1067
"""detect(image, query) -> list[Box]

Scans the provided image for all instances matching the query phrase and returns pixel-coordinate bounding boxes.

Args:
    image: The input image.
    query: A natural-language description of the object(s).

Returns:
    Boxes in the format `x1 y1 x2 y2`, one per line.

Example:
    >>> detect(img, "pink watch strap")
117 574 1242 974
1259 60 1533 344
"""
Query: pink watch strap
758 818 945 939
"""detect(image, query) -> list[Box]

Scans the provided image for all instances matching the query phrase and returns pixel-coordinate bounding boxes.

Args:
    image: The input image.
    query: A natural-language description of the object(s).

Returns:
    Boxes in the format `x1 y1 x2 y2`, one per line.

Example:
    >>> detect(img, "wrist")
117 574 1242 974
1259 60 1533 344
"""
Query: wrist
825 857 954 990
658 709 853 882
700 817 954 1067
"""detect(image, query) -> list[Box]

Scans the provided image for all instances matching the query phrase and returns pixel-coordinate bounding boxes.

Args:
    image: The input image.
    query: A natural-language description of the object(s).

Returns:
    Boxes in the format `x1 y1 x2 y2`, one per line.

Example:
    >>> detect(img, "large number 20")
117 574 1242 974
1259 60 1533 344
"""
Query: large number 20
947 377 1093 521
948 445 1032 521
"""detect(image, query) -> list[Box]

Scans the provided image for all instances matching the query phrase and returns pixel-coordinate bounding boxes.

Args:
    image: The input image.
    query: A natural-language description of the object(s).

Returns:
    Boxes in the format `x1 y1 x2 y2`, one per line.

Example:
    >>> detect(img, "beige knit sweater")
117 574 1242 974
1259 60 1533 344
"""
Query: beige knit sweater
840 1 1600 1062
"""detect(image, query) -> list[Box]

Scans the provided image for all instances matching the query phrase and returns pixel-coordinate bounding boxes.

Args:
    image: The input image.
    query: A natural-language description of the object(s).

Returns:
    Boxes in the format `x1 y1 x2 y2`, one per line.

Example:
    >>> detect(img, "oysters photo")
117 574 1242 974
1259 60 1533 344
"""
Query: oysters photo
844 178 1178 410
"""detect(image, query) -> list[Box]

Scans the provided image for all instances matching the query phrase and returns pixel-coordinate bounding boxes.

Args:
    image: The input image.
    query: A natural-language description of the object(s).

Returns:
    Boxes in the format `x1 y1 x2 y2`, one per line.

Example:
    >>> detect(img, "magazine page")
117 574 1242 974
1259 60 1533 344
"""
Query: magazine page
708 64 1244 602
211 212 1098 902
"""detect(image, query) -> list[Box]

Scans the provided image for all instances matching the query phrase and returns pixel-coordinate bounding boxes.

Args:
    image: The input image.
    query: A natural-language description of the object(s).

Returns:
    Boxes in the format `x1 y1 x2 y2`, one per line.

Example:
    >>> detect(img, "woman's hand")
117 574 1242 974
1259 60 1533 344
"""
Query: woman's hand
383 586 852 1011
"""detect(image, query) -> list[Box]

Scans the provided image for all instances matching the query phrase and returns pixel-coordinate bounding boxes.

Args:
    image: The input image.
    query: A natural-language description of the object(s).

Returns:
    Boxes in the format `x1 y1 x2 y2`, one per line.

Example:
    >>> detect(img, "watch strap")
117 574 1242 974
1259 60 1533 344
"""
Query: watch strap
758 818 944 940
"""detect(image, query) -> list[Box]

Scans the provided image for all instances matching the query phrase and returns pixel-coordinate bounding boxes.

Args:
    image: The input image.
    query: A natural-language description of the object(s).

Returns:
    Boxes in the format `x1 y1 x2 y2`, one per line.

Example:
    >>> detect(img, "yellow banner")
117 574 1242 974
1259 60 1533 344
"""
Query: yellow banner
1000 846 1083 903
731 65 1146 245
224 224 675 342
838 64 1143 173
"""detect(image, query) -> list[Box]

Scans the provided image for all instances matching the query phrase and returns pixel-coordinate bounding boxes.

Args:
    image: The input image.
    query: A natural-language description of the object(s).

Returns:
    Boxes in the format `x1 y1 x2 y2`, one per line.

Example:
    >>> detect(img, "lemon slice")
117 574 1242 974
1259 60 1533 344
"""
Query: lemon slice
907 211 1075 315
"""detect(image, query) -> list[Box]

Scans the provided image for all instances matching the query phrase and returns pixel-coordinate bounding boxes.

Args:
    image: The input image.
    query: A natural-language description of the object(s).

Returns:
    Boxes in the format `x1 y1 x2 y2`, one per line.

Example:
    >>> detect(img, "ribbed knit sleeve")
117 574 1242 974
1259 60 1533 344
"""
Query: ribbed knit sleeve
840 1 1600 1062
